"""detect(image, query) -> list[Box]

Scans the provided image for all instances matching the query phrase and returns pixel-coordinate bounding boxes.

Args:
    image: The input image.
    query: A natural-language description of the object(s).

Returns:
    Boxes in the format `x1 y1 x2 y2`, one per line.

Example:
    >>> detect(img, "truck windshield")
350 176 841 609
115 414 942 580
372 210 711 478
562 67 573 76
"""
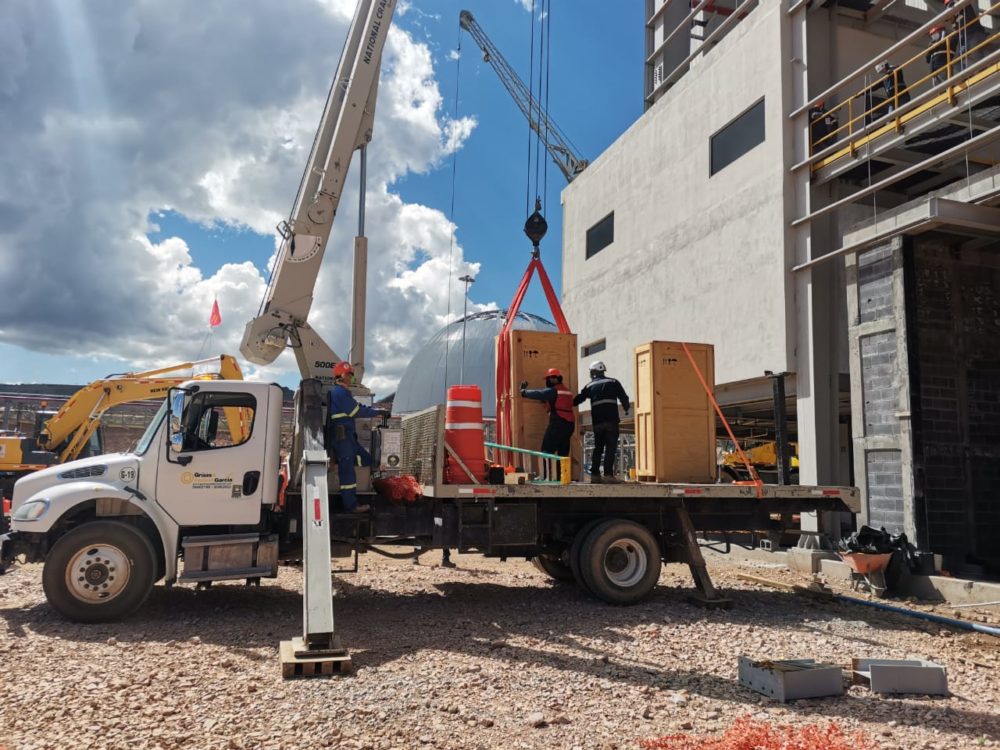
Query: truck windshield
135 400 167 456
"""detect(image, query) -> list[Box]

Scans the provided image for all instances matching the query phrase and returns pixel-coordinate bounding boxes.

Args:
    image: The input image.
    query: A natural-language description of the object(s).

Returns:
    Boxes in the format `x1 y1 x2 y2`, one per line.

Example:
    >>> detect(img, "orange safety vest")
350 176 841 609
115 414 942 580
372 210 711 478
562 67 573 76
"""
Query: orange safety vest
552 384 575 423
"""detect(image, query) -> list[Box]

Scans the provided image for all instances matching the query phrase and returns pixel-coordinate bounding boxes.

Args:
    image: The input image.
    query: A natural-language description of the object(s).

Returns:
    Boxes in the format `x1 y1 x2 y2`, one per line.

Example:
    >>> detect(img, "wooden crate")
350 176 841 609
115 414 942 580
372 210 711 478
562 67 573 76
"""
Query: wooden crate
634 341 716 483
501 330 582 479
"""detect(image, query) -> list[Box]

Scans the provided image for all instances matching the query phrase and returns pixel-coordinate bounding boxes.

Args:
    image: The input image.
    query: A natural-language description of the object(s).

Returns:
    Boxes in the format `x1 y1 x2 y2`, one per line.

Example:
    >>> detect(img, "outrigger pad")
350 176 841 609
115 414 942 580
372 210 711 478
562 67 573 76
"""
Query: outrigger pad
686 593 734 610
280 638 353 679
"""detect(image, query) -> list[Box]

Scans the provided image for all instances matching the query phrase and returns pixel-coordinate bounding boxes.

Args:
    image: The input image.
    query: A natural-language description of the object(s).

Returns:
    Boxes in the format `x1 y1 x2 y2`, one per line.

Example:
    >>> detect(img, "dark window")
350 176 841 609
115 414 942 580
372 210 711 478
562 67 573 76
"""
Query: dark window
582 339 607 358
180 391 256 451
710 98 765 175
586 212 614 259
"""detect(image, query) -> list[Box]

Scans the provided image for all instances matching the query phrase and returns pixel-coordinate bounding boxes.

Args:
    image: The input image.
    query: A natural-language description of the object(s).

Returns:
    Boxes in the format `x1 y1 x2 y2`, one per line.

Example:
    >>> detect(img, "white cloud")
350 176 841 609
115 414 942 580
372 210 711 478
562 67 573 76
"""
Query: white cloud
0 0 481 397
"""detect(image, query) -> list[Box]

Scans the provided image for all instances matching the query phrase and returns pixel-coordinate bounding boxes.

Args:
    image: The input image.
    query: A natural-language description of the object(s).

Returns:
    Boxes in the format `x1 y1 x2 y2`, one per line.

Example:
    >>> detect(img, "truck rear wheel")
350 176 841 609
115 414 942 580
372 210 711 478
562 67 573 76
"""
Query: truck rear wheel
578 519 662 605
42 521 156 623
569 518 608 589
531 553 574 582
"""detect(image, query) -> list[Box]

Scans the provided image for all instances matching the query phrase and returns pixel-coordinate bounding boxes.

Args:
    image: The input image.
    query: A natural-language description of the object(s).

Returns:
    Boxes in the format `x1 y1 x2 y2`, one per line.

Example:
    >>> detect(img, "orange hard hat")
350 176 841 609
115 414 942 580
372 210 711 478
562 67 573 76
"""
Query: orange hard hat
333 361 354 378
929 24 944 34
545 368 562 378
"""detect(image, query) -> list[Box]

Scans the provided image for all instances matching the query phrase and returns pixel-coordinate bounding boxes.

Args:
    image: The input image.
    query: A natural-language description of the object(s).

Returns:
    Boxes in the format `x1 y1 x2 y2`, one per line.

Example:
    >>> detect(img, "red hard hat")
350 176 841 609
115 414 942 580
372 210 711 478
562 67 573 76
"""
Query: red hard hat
545 368 562 378
333 361 354 378
929 24 944 34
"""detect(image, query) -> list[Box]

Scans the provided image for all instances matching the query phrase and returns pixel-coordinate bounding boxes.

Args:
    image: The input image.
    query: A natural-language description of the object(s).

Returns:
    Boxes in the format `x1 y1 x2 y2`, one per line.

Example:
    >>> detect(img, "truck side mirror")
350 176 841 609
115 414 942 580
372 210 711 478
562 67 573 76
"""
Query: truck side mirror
166 387 194 465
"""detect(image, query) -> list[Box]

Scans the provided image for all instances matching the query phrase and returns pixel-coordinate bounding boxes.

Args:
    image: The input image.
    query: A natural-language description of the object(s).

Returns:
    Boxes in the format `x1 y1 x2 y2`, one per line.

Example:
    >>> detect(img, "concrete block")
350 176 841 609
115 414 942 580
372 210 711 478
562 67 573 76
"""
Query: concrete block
738 657 844 703
820 558 852 581
787 547 838 574
851 658 948 696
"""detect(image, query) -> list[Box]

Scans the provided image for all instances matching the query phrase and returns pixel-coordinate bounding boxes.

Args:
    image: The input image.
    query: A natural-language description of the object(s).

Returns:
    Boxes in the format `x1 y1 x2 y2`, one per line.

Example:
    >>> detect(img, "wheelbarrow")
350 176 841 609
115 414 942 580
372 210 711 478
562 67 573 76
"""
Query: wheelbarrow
839 551 893 596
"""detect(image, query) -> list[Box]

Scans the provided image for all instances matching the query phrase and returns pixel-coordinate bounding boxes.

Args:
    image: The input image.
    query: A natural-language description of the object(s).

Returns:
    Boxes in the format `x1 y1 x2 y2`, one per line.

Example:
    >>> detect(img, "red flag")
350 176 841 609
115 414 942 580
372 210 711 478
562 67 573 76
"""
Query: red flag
209 298 222 327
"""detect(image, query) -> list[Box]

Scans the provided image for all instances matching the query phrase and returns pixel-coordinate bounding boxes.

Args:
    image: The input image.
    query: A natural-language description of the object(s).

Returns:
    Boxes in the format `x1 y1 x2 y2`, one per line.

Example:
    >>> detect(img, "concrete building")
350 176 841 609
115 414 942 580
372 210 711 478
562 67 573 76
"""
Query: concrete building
562 0 1000 572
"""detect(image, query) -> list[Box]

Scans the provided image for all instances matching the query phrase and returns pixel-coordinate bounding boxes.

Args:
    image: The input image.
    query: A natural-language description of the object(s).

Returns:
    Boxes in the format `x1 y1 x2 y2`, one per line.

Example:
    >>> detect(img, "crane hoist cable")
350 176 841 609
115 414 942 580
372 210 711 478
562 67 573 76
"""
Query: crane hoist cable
443 26 464 391
494 0 574 459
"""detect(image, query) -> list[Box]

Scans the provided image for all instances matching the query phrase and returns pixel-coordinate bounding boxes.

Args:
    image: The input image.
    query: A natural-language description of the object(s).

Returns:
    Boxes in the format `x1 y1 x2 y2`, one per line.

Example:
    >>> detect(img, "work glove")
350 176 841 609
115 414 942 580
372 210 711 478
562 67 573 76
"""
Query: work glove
519 380 528 390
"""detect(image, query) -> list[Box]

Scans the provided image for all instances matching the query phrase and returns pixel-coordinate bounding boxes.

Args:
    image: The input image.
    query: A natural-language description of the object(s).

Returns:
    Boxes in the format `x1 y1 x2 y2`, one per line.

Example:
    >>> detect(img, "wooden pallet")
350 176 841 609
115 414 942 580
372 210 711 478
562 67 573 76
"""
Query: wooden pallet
280 639 353 678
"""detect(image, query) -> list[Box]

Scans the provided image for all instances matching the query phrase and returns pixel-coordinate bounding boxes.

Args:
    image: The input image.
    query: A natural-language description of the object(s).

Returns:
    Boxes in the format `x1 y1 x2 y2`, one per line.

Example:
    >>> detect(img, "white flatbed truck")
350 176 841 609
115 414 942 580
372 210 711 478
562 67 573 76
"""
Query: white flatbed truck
0 0 860 676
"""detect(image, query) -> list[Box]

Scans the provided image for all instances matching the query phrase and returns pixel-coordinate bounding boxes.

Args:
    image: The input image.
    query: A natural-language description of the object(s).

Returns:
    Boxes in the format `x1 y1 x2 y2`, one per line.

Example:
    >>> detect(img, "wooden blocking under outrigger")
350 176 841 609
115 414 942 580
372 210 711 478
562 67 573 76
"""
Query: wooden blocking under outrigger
280 637 354 679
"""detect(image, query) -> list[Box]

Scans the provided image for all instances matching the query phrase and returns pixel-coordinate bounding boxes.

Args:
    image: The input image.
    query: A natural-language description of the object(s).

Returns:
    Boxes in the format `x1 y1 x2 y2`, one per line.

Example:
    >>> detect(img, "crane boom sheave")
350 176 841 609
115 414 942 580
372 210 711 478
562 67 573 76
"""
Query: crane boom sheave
240 0 396 384
459 9 588 183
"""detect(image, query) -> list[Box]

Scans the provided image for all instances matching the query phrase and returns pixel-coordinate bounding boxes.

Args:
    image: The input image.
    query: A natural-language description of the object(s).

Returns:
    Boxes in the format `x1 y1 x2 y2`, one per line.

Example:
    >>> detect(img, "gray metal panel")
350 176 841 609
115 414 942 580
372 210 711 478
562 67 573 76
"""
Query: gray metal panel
853 659 948 696
738 657 844 702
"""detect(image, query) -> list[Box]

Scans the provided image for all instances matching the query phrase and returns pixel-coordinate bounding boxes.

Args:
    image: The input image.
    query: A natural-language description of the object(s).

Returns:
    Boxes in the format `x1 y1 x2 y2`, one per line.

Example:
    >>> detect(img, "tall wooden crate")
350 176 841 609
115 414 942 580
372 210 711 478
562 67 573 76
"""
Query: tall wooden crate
634 341 716 483
501 330 582 479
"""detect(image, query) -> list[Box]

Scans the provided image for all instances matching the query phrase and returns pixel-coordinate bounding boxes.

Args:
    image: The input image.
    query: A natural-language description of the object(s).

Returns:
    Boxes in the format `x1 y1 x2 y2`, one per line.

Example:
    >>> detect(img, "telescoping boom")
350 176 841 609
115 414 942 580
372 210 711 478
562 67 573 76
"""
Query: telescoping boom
240 0 396 387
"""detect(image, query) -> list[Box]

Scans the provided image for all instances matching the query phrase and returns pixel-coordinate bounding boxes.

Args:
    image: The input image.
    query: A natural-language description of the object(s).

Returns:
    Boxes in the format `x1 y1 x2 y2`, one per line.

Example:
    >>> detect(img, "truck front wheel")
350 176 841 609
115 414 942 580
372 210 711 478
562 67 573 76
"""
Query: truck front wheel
579 520 662 605
42 521 156 623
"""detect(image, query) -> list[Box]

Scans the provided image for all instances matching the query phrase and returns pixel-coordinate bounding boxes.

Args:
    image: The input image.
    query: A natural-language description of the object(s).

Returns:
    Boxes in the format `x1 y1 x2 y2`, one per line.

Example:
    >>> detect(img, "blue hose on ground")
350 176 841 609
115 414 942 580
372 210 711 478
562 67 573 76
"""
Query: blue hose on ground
837 593 1000 637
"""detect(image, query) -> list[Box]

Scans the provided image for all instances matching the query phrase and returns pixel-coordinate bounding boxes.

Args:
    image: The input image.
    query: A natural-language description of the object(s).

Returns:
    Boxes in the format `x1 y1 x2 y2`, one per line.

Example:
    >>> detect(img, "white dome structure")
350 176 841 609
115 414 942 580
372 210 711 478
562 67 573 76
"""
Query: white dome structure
392 309 557 418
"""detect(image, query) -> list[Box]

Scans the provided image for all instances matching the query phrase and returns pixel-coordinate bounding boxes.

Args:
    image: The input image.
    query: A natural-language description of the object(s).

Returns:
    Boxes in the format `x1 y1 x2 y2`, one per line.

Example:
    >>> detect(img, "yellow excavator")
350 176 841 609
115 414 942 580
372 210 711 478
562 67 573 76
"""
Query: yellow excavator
0 355 243 499
720 441 799 483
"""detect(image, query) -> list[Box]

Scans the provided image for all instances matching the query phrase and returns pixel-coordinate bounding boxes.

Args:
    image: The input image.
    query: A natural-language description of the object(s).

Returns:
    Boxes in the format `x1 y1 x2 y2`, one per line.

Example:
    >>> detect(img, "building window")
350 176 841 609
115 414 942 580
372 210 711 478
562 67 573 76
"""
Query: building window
586 212 614 259
710 98 765 176
582 339 607 358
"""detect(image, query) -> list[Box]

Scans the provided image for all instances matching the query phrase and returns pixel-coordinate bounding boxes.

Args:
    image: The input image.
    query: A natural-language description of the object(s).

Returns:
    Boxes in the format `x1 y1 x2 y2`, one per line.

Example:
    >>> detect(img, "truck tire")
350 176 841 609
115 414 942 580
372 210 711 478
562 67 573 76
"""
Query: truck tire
42 521 156 623
578 519 662 605
569 518 609 589
531 554 574 582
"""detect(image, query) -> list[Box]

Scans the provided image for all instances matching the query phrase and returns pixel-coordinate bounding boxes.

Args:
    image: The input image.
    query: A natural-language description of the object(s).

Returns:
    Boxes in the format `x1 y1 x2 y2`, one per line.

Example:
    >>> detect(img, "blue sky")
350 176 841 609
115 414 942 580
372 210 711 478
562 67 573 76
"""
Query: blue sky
0 1 643 391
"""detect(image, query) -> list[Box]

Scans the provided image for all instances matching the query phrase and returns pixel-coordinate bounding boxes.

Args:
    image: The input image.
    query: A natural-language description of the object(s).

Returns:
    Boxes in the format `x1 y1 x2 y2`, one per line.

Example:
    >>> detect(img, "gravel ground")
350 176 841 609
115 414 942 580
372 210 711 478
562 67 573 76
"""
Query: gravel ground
0 551 998 750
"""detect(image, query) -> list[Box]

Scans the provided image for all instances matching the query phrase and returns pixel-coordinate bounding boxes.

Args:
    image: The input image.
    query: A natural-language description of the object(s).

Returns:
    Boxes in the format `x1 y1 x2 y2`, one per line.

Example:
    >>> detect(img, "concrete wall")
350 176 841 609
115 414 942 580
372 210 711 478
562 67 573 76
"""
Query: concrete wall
562 0 791 394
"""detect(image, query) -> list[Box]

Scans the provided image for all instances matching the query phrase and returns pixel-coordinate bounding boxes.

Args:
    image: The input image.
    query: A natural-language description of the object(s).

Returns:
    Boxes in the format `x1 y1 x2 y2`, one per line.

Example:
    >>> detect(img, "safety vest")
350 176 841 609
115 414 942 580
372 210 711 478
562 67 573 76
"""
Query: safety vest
552 384 574 423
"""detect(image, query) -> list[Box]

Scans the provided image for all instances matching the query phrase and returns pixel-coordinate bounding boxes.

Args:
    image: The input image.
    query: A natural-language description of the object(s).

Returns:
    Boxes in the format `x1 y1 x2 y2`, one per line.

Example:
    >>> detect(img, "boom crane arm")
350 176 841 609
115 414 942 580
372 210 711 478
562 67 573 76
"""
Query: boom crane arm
240 0 397 386
459 10 588 183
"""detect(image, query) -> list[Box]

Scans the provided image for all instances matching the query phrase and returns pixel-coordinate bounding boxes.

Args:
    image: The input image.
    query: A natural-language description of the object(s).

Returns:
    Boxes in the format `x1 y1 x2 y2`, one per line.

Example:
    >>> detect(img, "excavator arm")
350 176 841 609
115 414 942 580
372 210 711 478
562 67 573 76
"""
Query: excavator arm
40 355 245 463
240 0 397 388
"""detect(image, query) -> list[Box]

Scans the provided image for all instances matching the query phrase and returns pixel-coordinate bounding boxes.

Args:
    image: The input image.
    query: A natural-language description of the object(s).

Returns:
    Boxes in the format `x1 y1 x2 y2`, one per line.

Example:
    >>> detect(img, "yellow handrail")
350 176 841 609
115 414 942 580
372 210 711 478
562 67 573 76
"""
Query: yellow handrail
809 2 1000 160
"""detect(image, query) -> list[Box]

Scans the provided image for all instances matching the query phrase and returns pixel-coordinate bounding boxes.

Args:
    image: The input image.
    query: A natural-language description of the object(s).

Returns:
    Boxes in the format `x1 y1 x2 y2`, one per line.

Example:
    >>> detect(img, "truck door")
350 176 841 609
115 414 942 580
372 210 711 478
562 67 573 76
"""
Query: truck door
155 388 266 526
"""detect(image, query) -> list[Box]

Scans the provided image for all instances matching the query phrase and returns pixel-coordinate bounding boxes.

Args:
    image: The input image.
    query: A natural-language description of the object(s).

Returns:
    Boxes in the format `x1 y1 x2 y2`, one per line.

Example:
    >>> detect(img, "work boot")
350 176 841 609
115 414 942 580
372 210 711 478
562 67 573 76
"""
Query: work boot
441 558 457 569
590 473 603 484
353 504 371 513
602 475 623 484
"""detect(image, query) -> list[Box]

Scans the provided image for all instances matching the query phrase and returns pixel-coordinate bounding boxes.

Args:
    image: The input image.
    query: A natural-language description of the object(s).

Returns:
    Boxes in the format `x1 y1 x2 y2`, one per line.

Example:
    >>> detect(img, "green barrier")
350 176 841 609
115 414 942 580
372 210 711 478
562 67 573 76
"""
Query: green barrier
483 441 571 485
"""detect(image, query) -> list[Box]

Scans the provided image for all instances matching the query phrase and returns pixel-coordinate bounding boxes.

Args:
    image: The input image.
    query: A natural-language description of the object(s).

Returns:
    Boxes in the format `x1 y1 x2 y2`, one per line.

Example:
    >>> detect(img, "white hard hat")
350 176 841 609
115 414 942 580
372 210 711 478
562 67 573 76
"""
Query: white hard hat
589 360 606 373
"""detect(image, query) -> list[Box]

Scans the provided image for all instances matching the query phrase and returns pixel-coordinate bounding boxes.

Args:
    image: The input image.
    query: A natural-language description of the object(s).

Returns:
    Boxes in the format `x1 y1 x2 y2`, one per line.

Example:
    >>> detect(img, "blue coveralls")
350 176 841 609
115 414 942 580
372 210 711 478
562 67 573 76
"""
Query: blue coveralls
327 384 379 511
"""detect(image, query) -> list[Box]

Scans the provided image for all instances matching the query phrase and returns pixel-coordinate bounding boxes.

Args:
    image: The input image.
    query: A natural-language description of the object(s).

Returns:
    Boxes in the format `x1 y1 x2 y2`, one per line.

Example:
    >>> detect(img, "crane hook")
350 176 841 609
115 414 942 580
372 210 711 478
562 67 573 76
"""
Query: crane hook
523 197 547 256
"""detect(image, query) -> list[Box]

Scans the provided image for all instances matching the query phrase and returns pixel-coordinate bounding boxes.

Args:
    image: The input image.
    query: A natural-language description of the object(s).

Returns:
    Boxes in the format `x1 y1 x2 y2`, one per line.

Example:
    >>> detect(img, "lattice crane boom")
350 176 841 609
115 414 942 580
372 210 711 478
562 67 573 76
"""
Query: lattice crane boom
459 10 588 183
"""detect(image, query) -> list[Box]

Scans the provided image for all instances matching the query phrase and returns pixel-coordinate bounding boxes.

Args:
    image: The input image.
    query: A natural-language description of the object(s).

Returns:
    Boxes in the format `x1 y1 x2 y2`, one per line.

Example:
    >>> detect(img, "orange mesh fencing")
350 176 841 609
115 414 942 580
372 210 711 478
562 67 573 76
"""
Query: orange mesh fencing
639 715 879 750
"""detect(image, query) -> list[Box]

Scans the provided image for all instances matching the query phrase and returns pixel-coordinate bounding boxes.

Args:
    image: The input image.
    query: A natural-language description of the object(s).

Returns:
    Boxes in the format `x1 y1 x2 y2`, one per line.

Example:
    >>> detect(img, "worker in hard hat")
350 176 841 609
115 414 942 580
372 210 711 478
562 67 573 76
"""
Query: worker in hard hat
927 26 950 86
944 0 990 69
328 361 380 513
574 361 631 484
520 368 575 462
808 100 838 153
873 60 910 116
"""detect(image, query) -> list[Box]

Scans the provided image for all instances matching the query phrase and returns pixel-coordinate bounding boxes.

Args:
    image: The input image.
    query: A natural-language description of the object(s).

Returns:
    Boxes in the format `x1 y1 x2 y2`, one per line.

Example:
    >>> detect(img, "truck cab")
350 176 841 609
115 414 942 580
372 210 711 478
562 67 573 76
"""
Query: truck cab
1 379 284 621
